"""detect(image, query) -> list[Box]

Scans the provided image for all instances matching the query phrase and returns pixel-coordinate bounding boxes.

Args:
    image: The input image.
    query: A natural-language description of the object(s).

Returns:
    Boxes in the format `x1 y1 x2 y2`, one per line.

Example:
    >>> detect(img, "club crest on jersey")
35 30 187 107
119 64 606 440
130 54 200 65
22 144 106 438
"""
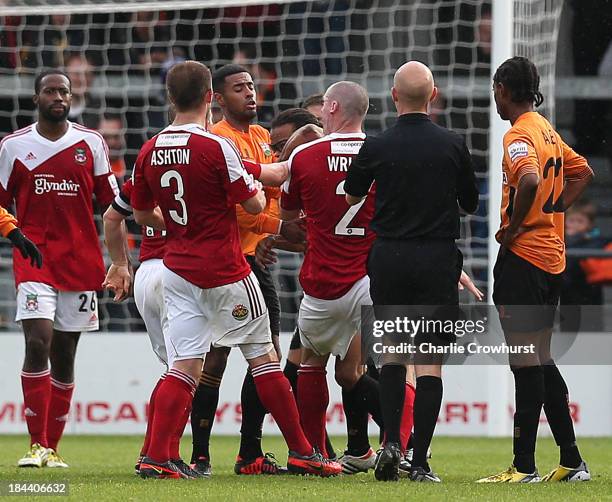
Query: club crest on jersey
260 142 272 157
25 294 38 312
74 147 87 164
232 304 249 321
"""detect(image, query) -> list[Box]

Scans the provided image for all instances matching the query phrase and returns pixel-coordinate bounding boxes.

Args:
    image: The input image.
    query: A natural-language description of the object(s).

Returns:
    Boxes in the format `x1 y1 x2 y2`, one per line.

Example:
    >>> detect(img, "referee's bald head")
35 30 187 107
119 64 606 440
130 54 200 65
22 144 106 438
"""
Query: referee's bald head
392 61 437 113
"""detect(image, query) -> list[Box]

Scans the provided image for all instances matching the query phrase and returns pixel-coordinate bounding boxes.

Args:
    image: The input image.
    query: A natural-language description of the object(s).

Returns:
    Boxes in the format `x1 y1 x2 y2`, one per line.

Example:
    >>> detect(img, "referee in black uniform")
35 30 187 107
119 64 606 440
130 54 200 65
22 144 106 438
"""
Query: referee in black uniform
345 61 479 482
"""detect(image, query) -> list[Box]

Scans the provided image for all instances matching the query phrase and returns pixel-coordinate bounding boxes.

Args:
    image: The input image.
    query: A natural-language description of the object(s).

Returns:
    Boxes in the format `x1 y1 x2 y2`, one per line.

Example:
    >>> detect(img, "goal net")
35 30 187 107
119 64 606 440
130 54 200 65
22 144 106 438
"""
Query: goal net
0 0 564 332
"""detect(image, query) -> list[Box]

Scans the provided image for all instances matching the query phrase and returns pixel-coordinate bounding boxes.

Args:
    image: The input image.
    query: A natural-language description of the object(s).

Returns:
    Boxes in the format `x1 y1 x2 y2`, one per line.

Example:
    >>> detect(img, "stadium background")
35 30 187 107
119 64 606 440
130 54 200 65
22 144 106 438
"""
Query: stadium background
0 0 611 438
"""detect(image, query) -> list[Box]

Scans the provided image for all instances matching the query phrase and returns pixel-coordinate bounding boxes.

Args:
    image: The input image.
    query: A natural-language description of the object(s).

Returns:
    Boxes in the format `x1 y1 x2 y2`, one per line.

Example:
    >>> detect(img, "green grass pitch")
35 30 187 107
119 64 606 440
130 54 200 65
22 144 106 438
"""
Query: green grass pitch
0 435 610 501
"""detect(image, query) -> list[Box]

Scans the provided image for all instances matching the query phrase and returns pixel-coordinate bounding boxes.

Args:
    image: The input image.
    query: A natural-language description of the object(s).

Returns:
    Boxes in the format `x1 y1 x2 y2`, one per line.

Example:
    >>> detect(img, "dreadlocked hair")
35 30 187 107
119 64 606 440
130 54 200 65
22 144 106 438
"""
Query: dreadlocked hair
493 56 544 107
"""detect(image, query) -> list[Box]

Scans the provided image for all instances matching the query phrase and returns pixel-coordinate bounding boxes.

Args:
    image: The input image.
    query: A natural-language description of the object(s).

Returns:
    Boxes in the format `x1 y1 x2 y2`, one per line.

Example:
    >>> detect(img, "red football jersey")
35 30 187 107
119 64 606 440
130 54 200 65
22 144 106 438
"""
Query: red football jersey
0 122 118 291
281 132 375 300
112 178 166 262
131 123 257 289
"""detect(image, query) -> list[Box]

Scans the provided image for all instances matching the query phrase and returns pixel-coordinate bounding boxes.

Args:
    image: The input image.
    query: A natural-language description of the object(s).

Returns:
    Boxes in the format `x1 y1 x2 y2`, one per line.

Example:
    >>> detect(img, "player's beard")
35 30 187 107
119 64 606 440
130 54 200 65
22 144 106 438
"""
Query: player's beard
40 105 70 123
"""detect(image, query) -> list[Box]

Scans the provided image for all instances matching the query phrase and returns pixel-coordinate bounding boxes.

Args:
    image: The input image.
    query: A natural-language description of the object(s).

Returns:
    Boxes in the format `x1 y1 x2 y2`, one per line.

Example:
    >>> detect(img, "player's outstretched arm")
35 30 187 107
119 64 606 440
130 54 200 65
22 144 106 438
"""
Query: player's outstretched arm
258 161 289 186
102 205 131 302
240 181 266 215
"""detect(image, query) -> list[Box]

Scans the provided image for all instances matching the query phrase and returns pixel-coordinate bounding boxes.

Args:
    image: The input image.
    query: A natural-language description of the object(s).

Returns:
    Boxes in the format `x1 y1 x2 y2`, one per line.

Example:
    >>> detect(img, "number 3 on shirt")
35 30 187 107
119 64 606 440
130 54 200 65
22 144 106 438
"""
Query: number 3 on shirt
335 180 366 236
161 170 188 225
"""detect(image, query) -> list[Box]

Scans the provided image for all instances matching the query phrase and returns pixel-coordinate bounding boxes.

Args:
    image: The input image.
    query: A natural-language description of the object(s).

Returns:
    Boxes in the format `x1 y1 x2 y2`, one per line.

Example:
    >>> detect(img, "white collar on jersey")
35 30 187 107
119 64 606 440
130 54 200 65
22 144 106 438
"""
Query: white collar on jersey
161 123 206 133
326 132 366 140
31 120 73 145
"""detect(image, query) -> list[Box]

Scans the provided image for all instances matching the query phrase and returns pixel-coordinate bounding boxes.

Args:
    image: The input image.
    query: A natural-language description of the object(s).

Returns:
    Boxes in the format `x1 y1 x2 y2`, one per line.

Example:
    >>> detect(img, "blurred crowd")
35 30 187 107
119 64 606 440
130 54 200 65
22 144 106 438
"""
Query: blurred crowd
0 0 611 331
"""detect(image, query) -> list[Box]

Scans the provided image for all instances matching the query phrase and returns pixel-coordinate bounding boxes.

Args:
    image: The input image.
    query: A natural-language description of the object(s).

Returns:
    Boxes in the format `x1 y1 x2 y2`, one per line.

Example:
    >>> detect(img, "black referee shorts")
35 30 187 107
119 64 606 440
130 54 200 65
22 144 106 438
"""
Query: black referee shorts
493 249 562 333
246 255 280 338
367 237 462 345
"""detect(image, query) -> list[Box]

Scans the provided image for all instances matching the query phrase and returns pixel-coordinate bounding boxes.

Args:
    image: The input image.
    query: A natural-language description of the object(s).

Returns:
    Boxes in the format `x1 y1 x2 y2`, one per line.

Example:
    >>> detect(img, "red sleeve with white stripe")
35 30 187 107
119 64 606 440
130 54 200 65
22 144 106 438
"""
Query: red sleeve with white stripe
92 134 119 205
131 148 156 211
280 152 302 211
218 137 258 204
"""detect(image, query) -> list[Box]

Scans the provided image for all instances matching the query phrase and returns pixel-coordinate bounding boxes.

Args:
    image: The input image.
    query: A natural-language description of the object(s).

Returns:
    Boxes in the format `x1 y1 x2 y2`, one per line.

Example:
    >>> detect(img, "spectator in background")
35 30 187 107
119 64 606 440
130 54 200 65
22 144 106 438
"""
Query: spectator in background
65 53 101 128
98 114 127 181
232 44 297 126
130 11 171 74
300 93 324 121
561 199 610 332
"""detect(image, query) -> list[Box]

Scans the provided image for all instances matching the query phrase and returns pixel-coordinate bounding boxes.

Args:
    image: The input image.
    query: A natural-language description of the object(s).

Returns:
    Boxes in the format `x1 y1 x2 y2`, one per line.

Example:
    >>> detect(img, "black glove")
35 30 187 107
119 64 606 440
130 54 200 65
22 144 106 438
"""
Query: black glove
7 228 43 268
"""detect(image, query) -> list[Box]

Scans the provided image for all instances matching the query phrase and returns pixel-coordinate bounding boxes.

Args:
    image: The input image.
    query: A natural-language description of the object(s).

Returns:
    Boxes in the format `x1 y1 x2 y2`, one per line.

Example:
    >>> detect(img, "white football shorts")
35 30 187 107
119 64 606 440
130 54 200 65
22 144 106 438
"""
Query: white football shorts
134 259 171 367
16 281 99 332
298 275 371 359
162 266 271 362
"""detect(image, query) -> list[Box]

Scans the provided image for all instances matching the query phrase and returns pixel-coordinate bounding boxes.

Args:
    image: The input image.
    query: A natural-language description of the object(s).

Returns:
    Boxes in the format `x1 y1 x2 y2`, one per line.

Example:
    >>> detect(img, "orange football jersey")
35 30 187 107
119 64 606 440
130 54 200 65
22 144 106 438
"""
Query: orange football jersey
211 119 280 256
498 111 592 274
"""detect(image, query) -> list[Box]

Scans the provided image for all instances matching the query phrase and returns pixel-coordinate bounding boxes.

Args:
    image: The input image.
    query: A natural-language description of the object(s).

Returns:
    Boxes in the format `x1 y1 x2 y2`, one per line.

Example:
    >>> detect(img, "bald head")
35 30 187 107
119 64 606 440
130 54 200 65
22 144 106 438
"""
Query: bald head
393 61 435 111
324 81 369 120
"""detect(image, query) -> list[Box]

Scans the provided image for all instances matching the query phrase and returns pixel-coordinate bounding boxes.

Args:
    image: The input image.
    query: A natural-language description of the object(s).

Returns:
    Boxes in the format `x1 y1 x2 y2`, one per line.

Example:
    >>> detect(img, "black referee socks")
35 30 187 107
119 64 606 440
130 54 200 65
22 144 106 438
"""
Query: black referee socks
379 365 407 445
239 370 266 461
342 374 382 456
542 361 582 468
412 375 443 470
511 366 545 473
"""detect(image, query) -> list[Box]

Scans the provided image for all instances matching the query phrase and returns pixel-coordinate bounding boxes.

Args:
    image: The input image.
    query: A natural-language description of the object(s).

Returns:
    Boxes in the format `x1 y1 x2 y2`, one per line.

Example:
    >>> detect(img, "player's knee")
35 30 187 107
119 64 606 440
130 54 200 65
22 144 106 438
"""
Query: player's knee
202 347 230 377
334 365 361 389
24 335 51 367
241 342 275 361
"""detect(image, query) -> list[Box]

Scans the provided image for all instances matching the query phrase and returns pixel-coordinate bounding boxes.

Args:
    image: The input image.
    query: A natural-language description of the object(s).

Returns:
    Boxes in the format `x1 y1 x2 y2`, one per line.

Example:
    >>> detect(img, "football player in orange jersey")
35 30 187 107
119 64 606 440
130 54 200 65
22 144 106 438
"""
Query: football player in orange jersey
477 57 593 484
189 65 318 476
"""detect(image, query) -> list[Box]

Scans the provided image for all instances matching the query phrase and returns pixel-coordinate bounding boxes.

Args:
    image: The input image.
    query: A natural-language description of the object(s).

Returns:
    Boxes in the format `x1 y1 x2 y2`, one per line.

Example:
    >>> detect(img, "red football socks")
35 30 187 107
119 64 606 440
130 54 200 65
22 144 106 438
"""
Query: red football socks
46 378 75 451
297 366 329 457
147 369 196 463
400 383 416 452
252 362 312 457
21 369 51 447
170 399 192 461
140 374 165 457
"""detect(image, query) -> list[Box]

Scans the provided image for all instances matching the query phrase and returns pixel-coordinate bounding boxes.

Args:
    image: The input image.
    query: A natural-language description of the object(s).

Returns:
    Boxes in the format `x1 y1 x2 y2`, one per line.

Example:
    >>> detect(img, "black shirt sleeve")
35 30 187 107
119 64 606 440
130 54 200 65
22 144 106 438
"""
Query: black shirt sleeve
456 138 479 214
345 136 378 197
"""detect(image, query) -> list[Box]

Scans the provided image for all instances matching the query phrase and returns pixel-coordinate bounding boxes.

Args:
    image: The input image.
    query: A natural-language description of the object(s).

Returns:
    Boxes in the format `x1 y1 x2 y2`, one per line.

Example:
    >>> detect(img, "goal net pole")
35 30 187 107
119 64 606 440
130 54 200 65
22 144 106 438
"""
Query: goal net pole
486 0 513 438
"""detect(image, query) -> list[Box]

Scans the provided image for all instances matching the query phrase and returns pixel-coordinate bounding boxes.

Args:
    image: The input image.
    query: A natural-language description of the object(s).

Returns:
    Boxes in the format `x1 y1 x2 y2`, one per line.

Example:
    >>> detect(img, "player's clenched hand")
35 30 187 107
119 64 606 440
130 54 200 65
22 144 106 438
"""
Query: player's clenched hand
102 263 131 302
458 270 484 301
255 236 278 269
7 228 43 268
280 217 306 244
279 124 324 161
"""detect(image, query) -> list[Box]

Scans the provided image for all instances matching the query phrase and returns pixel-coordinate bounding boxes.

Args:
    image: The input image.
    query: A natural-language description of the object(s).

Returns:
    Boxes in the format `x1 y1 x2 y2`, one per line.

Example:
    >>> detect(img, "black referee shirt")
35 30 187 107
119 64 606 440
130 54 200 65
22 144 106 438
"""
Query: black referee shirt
345 113 479 239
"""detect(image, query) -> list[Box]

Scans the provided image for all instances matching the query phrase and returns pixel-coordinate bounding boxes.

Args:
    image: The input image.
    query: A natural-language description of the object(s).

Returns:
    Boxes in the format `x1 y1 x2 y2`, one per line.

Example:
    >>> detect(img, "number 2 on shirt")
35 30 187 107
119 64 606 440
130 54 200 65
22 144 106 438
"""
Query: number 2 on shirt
335 180 366 236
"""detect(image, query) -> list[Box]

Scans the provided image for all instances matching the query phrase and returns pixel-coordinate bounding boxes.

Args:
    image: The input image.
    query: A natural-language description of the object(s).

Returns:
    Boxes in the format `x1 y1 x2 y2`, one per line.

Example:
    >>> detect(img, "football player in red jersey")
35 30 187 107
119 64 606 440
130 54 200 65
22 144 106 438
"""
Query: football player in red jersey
280 82 395 474
131 61 341 479
102 154 293 479
0 70 119 468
